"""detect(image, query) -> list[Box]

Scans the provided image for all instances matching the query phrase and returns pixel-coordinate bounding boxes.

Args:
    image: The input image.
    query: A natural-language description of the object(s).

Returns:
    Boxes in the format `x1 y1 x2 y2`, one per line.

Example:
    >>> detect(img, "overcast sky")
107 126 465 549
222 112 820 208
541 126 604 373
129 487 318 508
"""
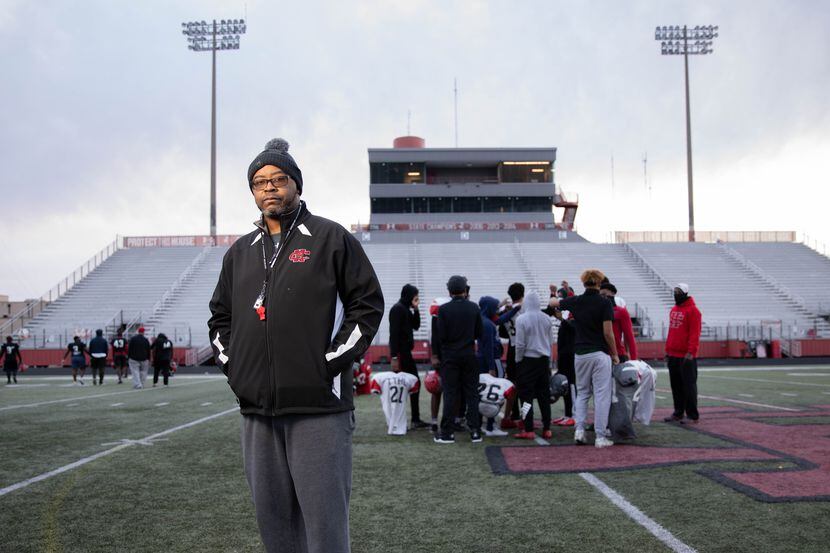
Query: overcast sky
1 0 828 300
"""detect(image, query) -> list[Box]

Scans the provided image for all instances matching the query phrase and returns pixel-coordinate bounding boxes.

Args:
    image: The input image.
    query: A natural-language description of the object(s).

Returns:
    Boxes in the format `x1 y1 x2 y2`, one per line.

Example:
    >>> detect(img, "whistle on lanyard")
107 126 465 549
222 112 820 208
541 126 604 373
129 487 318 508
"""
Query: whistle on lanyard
253 295 266 321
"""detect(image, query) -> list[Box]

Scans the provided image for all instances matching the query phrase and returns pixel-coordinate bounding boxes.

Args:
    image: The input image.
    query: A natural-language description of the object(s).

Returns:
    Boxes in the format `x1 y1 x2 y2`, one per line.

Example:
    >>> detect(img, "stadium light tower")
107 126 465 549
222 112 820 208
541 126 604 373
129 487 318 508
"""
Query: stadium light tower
655 24 718 242
181 19 246 239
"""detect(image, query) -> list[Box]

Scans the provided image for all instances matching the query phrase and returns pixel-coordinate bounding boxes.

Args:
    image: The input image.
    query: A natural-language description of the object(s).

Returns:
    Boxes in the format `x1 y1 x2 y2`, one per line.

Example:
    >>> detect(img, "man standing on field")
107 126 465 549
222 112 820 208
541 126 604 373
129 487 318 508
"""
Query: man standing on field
209 138 383 553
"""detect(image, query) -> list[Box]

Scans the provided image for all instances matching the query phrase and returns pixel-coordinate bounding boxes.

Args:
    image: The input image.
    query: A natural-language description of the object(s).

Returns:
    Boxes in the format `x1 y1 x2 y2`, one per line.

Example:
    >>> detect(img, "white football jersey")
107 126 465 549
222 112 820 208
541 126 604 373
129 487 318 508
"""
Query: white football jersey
628 360 657 425
371 372 420 435
478 373 516 407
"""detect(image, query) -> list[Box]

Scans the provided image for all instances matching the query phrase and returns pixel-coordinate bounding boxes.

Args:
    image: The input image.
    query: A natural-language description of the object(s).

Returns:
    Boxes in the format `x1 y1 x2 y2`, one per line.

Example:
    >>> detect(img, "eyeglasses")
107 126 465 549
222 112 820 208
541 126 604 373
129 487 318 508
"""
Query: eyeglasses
251 175 290 191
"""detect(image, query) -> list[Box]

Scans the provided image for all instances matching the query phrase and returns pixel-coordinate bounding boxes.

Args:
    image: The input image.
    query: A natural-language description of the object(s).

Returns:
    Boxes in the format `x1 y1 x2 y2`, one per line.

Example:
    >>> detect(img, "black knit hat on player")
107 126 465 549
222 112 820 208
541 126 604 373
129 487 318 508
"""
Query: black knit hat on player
247 138 304 194
447 275 468 295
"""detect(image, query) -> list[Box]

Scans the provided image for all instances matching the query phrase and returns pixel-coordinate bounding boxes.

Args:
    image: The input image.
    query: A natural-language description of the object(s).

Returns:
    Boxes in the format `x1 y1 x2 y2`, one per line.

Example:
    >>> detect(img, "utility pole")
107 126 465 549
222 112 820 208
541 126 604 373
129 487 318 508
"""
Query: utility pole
182 18 247 239
654 24 719 242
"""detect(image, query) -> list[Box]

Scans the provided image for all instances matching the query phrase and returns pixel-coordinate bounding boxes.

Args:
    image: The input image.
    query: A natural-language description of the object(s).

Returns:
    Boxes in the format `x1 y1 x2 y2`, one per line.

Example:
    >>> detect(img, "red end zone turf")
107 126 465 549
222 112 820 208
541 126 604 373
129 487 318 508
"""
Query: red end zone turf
486 405 830 503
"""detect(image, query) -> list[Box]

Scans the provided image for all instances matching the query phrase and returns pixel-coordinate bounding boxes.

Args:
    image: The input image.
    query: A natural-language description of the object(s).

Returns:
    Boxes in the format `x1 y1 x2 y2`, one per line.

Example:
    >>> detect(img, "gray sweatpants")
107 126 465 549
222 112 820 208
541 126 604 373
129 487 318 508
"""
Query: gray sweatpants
574 351 613 438
128 359 149 388
241 411 355 553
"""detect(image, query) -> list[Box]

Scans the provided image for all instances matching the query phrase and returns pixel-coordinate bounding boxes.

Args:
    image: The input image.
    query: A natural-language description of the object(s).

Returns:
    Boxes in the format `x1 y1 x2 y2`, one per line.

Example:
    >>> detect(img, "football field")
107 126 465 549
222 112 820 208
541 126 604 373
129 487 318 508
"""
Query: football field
2 365 830 552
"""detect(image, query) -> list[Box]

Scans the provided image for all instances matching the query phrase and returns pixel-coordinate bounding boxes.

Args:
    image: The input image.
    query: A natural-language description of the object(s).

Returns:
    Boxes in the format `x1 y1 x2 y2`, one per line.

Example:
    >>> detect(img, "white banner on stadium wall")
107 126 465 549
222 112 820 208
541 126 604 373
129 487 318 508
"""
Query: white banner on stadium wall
123 235 241 248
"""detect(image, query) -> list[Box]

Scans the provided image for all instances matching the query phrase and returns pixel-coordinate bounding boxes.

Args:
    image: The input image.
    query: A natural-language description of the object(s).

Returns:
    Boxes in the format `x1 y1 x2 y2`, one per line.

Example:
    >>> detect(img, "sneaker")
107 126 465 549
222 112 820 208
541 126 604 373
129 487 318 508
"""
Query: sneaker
514 431 536 440
92 380 97 386
552 416 565 424
433 434 455 444
541 430 553 440
500 418 518 430
78 379 85 386
595 436 614 448
484 428 508 437
412 420 430 429
431 423 438 433
663 415 683 423
470 430 483 443
574 428 586 445
555 417 575 427
681 418 700 425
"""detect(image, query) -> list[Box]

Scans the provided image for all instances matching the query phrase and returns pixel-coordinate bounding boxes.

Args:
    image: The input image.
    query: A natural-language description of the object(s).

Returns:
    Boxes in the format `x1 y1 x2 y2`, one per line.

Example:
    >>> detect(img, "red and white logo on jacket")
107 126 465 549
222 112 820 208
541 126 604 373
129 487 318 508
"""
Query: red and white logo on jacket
289 249 311 263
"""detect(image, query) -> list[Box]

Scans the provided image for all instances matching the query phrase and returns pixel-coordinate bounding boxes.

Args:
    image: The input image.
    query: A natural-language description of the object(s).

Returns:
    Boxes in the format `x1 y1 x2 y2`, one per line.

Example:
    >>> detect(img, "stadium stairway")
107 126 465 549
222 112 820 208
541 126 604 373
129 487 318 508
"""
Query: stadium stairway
628 242 830 338
147 246 230 348
22 247 205 347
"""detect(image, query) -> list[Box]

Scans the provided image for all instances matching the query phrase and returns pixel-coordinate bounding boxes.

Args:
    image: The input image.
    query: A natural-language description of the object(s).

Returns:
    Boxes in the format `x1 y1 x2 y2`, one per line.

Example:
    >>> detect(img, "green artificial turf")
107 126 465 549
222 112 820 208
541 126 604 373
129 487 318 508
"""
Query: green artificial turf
2 367 830 552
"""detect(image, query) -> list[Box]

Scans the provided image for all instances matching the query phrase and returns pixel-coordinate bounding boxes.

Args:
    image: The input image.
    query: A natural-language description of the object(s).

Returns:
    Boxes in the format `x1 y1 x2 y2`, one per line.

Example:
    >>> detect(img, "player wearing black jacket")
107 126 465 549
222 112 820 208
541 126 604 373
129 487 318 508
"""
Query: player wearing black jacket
2 336 22 384
388 283 427 428
208 138 383 553
434 275 483 444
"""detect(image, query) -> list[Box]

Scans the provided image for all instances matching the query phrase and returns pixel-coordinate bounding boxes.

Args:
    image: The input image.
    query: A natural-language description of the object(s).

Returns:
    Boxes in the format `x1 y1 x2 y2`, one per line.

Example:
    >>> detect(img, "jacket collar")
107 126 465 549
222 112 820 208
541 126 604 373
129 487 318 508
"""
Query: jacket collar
253 201 310 233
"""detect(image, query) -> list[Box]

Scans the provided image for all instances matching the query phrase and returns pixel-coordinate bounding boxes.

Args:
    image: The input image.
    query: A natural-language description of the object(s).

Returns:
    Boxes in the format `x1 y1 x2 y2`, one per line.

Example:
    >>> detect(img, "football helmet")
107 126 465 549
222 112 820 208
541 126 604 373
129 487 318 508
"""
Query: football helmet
424 370 442 394
549 372 569 403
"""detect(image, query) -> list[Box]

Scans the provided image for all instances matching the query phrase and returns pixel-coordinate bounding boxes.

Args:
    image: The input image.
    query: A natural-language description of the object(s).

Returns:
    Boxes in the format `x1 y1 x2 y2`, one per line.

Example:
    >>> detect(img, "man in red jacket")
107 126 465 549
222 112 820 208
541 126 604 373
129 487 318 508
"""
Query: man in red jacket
664 283 702 424
600 283 638 362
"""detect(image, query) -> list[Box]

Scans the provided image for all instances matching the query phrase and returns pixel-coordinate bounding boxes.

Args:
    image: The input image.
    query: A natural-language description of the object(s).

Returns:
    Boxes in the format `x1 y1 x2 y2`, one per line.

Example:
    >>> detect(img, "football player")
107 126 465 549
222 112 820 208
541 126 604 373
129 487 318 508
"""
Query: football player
371 367 421 436
478 372 516 437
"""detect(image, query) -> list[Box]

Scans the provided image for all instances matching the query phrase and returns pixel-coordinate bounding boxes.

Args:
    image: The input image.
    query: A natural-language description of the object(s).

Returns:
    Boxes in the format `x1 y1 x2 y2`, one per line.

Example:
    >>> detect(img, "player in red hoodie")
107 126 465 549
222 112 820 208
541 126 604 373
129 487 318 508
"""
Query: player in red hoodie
664 282 702 424
600 282 638 362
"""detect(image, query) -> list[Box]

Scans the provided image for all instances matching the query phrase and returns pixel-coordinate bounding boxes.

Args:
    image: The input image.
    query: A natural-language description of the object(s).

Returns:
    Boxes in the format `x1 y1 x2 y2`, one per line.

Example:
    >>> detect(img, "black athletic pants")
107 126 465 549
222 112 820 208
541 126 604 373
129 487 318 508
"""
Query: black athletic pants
400 350 422 422
667 356 699 420
153 362 170 385
557 351 576 418
505 344 521 420
517 356 552 432
5 367 17 383
440 355 480 436
91 357 106 383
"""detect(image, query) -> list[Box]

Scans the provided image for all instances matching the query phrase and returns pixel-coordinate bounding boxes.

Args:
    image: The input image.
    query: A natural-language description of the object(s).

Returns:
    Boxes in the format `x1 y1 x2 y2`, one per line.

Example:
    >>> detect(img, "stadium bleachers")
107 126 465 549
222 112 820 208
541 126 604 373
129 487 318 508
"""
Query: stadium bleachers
22 247 205 346
726 242 830 317
17 239 830 350
628 242 830 336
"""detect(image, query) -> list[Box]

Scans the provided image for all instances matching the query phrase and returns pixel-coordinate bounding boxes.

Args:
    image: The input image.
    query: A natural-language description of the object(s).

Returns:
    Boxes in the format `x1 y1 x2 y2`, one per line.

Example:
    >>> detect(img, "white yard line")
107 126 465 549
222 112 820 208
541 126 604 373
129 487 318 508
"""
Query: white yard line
110 403 124 407
0 407 238 497
780 393 798 397
579 473 697 553
696 393 800 412
656 387 801 412
200 402 213 406
154 402 170 407
0 379 220 412
534 436 549 446
738 394 755 398
787 373 830 377
702 374 830 388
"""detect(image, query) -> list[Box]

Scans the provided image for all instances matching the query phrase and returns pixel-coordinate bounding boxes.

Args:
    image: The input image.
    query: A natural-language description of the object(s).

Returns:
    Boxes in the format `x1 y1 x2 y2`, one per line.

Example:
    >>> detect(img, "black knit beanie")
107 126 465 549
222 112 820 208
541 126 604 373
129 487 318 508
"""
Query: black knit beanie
247 138 304 193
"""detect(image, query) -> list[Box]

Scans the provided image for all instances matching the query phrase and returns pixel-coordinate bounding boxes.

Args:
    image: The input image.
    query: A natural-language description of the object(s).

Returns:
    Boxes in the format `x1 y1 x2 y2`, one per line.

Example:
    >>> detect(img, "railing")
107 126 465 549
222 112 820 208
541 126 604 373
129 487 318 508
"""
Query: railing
651 319 825 342
126 245 213 330
718 243 812 311
621 243 673 296
0 238 120 337
615 230 796 243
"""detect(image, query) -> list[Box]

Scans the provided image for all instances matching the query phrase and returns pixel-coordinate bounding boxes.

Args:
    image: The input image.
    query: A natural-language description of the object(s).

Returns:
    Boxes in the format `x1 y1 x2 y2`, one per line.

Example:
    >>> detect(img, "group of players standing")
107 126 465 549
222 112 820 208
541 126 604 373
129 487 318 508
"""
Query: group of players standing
369 268 646 447
59 327 175 388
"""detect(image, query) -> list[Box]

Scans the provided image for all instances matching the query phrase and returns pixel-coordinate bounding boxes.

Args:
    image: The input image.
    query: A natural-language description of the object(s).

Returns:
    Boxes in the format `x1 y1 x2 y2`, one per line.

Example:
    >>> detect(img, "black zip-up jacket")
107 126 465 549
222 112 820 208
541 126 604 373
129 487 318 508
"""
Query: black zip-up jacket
208 203 384 416
388 284 420 358
127 335 151 361
436 296 483 359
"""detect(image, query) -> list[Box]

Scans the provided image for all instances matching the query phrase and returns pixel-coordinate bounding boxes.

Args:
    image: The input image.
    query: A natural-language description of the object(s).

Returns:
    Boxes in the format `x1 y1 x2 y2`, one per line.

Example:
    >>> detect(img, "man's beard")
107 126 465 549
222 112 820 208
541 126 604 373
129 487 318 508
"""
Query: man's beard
261 197 298 219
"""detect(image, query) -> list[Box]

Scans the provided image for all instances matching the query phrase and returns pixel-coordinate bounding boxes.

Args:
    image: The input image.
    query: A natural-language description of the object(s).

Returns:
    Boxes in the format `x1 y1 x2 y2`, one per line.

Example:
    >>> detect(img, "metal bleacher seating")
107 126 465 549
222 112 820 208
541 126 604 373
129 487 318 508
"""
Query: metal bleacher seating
19 238 830 352
628 242 830 337
23 247 204 347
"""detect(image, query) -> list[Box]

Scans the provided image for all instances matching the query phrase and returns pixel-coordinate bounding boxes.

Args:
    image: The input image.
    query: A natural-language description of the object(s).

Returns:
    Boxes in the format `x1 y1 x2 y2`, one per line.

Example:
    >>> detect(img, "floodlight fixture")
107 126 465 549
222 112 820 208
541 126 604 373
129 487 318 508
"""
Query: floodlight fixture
654 24 719 242
181 18 247 239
